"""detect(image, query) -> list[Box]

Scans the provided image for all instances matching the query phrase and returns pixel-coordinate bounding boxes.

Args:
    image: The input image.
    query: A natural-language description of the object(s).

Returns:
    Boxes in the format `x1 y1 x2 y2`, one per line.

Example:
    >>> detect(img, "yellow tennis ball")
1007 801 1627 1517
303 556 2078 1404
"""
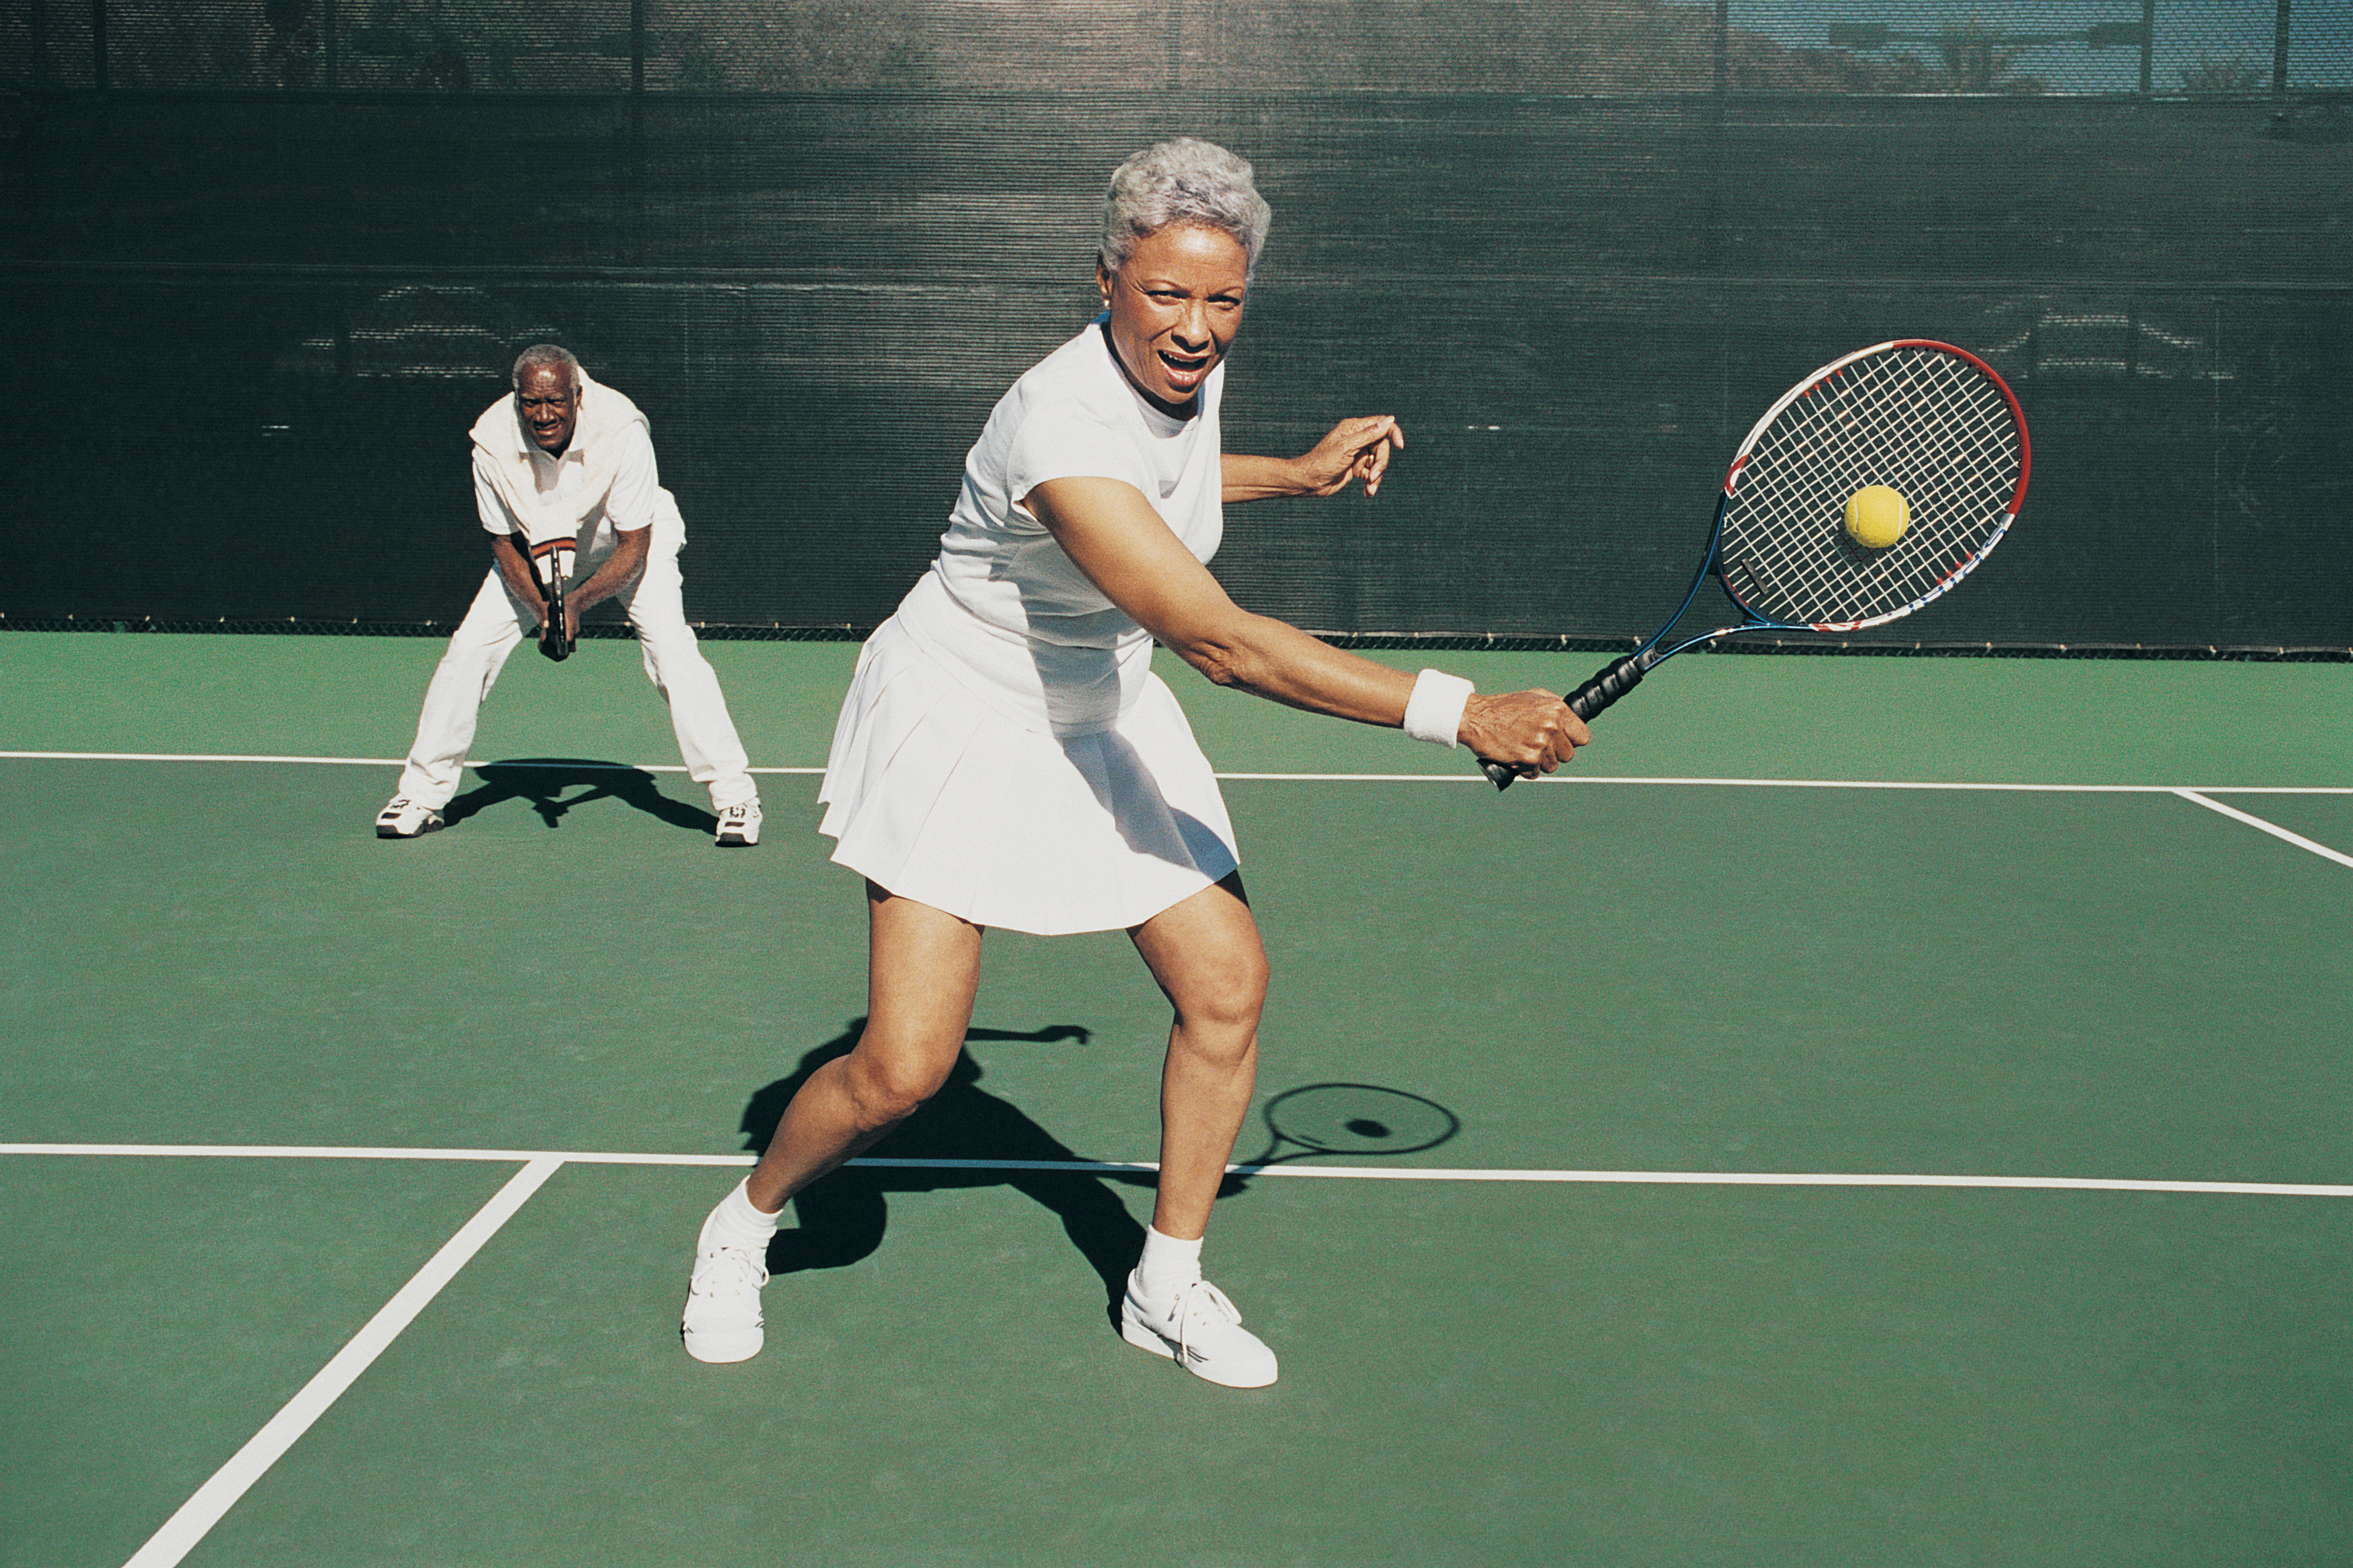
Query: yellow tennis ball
1845 484 1910 549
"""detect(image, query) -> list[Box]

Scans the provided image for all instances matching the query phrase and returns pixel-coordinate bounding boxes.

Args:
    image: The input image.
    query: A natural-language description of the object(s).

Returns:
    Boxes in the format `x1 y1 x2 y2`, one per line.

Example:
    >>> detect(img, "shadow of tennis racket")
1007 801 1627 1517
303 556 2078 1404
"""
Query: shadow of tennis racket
1229 1082 1462 1175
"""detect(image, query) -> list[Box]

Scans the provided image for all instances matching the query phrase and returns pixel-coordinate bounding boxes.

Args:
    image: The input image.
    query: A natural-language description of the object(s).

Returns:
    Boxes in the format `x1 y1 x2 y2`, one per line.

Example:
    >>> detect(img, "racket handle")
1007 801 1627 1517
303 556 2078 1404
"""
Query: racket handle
536 539 574 662
539 575 572 663
1482 655 1646 791
1566 654 1645 721
542 601 572 662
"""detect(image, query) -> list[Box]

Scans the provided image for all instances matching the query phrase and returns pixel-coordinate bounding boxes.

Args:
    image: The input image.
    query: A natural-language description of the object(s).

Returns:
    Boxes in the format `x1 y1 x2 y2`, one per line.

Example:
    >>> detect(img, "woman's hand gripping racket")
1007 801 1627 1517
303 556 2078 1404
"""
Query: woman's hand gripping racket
1485 339 2030 788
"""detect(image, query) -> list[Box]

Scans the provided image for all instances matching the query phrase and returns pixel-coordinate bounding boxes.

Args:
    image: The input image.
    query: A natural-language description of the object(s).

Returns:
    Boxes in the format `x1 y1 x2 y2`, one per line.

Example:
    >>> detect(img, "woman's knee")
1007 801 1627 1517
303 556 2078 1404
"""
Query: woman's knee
1174 947 1271 1037
841 1041 957 1129
1135 878 1271 1037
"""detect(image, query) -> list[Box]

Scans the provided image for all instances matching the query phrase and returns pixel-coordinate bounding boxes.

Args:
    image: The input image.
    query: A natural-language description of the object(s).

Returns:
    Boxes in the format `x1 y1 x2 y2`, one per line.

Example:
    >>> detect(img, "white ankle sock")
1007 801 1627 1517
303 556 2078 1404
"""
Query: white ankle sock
1136 1226 1204 1300
706 1178 781 1251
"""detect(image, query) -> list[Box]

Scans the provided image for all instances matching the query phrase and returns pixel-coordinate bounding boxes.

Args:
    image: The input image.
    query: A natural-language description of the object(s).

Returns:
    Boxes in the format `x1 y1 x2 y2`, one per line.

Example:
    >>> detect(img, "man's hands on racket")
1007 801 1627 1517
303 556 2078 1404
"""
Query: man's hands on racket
494 533 572 659
543 595 580 656
493 527 653 660
1462 688 1589 779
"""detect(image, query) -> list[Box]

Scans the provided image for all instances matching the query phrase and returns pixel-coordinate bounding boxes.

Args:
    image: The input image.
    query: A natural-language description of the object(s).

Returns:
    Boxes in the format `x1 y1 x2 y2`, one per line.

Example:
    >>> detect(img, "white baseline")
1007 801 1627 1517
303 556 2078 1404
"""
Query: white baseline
3 1143 2347 1199
7 748 2347 798
13 752 2341 866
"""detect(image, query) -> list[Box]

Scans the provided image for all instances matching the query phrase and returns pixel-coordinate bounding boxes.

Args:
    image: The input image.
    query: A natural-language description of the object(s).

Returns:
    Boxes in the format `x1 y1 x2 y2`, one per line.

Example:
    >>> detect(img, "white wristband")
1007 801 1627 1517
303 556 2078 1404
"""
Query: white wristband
1402 669 1475 749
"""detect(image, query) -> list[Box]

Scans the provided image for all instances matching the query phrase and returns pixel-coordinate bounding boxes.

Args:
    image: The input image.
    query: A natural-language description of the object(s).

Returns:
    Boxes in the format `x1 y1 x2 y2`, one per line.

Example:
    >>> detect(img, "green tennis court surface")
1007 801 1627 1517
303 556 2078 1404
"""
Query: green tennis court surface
5 635 2350 1566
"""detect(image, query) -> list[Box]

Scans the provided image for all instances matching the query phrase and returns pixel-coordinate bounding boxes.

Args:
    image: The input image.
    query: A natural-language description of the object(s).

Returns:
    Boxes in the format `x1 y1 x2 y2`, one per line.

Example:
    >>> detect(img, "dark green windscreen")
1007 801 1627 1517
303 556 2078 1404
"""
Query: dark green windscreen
4 3 2348 651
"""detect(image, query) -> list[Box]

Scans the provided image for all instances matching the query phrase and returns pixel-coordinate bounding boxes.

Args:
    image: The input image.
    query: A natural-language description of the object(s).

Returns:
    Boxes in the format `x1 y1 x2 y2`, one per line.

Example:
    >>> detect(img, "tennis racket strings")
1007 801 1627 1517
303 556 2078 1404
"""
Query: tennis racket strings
1722 343 2026 631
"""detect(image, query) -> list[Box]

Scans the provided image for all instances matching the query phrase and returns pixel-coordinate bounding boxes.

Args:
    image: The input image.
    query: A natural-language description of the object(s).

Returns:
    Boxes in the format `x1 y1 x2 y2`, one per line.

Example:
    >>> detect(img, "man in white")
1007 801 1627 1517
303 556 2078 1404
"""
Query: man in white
376 345 762 845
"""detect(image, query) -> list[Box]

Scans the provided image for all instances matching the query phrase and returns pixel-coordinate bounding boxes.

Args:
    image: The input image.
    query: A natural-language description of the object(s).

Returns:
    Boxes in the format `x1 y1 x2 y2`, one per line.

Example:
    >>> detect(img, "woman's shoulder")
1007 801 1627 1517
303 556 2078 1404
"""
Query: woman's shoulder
1008 324 1119 404
997 331 1130 440
959 329 1127 499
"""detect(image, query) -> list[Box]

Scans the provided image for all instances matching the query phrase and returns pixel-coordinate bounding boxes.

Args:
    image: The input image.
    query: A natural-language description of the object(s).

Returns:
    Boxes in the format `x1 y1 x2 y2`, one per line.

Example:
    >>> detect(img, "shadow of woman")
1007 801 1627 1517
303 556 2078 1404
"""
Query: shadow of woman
446 758 715 835
741 1019 1157 1326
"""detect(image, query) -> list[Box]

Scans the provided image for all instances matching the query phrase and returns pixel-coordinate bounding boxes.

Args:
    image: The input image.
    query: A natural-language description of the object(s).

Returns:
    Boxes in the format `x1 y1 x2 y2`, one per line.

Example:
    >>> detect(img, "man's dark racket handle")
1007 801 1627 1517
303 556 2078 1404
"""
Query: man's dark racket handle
540 585 572 662
536 542 573 663
1481 655 1645 791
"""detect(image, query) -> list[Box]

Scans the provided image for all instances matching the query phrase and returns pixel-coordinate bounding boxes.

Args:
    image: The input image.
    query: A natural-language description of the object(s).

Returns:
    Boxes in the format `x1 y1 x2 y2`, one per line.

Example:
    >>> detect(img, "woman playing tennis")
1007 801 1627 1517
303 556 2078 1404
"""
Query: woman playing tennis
684 137 1587 1387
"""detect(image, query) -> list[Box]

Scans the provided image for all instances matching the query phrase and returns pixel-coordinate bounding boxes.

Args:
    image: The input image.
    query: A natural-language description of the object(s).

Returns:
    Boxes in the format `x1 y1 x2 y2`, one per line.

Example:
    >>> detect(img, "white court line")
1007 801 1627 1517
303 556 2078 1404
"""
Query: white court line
1226 774 2353 794
855 1156 2353 1198
0 1142 750 1164
5 1144 2346 1199
2 751 409 766
1218 772 2325 791
5 750 2348 795
2174 789 2353 869
0 751 824 775
119 1156 564 1568
10 1142 2341 1564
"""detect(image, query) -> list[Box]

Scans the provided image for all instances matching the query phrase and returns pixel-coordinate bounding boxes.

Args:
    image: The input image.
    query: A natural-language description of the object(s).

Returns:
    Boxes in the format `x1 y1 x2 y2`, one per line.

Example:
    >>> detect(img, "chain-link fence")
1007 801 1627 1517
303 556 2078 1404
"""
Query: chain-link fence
5 1 2348 96
4 6 2349 651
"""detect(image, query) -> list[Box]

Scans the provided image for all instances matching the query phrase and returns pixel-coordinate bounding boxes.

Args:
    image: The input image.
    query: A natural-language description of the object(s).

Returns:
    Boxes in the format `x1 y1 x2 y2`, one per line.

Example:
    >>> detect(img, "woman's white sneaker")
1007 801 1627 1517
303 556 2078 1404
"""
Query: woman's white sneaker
1119 1272 1278 1388
681 1227 770 1364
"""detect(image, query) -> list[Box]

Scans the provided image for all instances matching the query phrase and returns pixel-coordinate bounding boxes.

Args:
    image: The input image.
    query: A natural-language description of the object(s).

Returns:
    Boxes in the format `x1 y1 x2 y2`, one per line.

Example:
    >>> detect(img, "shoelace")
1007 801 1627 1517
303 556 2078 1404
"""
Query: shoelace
1165 1280 1241 1363
691 1245 767 1298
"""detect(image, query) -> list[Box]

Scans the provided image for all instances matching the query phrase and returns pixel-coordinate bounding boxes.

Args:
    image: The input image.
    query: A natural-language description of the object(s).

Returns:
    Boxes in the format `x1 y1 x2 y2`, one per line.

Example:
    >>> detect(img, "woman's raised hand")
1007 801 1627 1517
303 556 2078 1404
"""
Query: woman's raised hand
1296 415 1406 498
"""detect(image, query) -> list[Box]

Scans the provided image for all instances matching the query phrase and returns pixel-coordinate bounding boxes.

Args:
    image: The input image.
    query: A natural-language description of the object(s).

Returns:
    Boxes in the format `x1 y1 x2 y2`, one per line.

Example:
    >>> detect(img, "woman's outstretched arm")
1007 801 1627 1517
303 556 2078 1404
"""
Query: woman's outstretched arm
1026 475 1585 774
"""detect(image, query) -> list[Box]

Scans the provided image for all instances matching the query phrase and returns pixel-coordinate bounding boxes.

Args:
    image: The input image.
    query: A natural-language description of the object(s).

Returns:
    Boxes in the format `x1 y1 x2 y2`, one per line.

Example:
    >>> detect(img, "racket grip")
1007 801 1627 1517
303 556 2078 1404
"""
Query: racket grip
540 591 572 663
1483 655 1645 791
541 541 576 662
1566 654 1645 721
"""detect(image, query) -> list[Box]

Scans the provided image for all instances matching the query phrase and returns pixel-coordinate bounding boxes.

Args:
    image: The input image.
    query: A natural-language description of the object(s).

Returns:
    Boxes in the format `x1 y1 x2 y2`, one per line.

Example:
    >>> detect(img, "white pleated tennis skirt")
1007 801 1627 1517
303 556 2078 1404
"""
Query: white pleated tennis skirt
817 617 1240 936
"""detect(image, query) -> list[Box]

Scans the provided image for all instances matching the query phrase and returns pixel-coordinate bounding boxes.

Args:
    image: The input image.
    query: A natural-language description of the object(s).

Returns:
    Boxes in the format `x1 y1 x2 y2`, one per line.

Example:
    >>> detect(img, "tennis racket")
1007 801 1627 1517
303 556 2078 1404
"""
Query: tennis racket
1485 338 2030 789
1231 1083 1461 1170
521 534 575 663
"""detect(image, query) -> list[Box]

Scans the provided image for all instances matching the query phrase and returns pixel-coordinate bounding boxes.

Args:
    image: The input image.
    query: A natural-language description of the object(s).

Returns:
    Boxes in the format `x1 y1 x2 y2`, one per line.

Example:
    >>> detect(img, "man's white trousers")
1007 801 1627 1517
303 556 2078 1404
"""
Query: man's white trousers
393 532 756 813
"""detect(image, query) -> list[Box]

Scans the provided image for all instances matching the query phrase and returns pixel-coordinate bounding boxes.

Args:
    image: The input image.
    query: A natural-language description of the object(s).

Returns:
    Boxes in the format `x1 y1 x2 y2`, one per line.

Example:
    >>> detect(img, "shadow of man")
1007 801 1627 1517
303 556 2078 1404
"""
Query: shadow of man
446 758 715 835
742 1019 1155 1326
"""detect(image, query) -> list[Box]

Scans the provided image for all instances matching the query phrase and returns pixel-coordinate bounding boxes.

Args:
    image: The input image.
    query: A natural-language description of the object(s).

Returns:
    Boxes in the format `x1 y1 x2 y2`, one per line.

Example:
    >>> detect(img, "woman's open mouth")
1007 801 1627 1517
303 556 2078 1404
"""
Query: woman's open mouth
1159 348 1213 385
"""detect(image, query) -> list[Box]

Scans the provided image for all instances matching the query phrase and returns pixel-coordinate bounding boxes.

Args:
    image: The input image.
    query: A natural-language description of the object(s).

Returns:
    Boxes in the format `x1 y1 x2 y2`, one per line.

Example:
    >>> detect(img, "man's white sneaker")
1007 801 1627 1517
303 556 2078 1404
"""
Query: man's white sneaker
374 797 444 839
713 800 762 847
1119 1272 1279 1388
681 1219 769 1365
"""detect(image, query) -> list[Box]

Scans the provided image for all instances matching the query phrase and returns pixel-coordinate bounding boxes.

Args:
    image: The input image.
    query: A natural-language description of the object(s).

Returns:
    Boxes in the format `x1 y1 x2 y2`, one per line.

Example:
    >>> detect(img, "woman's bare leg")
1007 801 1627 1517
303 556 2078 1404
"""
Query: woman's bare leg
1117 872 1280 1387
686 884 980 1363
1127 872 1269 1241
745 883 984 1213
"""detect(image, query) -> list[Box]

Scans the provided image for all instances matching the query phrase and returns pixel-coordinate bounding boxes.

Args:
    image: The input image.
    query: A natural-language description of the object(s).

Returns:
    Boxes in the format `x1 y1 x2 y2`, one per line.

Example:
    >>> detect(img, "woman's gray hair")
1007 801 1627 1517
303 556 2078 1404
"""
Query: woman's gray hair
511 343 584 394
1098 138 1273 278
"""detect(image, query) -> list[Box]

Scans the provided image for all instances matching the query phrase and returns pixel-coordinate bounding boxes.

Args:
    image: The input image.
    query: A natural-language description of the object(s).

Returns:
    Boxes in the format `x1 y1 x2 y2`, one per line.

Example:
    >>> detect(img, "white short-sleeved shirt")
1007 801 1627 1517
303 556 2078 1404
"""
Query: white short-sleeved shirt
896 322 1226 737
471 419 678 569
